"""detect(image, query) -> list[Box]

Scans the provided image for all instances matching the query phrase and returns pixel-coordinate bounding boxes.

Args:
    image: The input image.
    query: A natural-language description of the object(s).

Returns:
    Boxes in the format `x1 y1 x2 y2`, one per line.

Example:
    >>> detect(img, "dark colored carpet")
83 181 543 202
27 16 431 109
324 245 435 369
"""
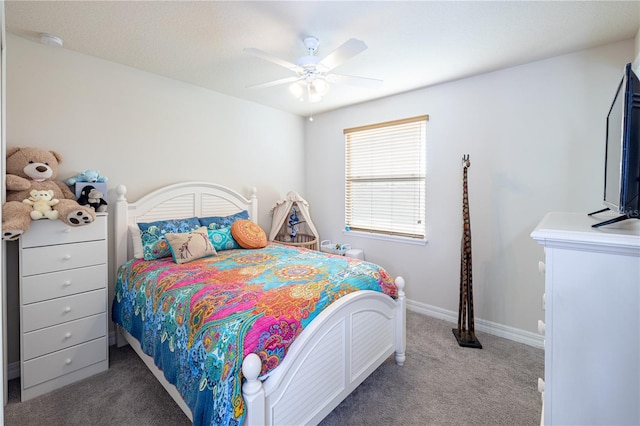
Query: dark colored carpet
5 311 543 425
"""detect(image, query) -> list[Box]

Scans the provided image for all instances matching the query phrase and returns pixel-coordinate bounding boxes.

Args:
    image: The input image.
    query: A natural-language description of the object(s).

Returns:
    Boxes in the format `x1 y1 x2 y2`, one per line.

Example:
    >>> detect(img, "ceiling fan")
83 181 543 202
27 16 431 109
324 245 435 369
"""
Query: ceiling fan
244 37 383 103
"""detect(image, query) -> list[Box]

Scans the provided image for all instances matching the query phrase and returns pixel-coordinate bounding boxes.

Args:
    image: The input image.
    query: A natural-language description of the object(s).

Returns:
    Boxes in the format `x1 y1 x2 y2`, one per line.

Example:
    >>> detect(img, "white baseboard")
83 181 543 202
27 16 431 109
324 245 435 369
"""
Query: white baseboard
407 299 544 349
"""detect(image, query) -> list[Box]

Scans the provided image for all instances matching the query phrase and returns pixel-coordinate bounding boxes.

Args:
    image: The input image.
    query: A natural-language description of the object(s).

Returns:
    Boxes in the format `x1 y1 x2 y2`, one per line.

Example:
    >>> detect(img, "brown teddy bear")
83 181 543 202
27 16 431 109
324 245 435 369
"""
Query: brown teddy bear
2 147 96 241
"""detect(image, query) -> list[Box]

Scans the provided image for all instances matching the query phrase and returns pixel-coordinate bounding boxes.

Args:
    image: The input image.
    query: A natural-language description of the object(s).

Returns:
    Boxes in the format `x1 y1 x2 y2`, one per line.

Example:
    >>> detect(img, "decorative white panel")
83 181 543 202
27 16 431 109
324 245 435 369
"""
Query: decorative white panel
135 194 197 222
351 310 393 380
271 321 346 425
201 193 247 216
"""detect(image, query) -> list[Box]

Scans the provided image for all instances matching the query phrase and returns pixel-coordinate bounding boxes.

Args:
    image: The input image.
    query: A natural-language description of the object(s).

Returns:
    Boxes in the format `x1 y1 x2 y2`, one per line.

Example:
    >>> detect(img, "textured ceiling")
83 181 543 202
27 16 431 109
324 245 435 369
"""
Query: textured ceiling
5 1 640 117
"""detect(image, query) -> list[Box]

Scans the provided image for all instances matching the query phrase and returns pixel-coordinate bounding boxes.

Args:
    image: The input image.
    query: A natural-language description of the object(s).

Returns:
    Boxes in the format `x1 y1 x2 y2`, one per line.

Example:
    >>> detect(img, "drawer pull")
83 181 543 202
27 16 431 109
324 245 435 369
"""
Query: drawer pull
64 332 72 339
65 358 72 365
538 320 545 335
64 228 72 234
63 254 72 260
64 307 72 313
63 280 72 287
538 261 545 274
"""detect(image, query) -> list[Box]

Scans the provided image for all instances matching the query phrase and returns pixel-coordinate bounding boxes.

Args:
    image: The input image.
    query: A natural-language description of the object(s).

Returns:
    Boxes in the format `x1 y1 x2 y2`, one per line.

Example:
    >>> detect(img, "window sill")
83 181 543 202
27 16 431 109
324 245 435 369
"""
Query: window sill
341 229 428 245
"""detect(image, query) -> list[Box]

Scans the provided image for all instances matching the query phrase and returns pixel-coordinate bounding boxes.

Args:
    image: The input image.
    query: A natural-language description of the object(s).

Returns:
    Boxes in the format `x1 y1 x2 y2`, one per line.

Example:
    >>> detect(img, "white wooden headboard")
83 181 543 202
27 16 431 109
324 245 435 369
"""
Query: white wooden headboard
114 181 258 271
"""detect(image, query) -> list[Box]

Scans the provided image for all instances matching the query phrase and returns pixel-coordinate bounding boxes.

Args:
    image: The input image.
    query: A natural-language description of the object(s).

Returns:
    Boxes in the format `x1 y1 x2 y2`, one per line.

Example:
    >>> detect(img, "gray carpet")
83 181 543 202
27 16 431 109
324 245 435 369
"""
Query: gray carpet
5 311 543 425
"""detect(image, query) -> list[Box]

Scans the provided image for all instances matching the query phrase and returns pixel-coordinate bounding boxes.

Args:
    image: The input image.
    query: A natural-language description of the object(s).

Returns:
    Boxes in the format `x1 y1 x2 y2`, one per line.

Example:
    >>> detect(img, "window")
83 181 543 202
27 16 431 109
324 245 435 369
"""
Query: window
344 115 428 240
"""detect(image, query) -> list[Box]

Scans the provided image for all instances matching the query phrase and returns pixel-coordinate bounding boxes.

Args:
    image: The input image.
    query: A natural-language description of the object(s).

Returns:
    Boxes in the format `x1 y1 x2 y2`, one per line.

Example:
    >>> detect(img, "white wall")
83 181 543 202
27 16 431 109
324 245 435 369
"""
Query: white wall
634 27 640 71
3 32 635 365
305 39 635 341
7 34 305 217
5 33 305 364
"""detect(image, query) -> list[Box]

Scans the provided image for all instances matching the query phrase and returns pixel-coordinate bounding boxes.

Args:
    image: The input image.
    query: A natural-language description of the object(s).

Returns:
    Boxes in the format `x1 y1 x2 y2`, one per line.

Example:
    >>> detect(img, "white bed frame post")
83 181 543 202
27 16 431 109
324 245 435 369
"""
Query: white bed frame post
242 353 265 426
395 276 406 366
247 186 258 224
114 185 128 275
113 185 129 348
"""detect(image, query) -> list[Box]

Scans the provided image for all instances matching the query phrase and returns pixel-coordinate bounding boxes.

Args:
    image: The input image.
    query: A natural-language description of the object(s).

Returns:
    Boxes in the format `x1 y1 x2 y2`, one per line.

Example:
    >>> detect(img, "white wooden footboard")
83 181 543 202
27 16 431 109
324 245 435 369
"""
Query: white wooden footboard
243 277 406 426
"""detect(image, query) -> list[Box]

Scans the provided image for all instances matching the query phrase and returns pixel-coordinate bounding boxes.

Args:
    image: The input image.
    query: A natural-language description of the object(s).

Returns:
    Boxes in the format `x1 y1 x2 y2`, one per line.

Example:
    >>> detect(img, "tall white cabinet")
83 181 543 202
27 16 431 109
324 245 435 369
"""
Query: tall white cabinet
531 212 640 426
18 214 109 401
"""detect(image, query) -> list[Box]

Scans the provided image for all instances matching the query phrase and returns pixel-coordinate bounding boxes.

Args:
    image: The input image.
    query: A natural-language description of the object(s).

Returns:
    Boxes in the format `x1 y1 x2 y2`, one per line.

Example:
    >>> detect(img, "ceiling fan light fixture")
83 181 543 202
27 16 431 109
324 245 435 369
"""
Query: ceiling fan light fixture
311 79 329 96
289 82 304 98
307 83 325 103
289 78 328 103
246 36 379 104
308 92 323 104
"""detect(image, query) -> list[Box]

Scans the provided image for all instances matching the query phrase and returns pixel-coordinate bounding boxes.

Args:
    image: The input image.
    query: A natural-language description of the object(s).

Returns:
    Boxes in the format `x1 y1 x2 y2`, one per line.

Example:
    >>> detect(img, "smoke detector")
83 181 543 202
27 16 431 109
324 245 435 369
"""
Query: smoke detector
39 33 64 47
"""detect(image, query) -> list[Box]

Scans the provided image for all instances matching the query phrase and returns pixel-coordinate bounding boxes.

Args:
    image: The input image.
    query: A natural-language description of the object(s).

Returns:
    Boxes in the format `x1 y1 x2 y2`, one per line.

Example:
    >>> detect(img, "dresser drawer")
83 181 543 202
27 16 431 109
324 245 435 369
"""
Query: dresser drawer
21 240 107 276
22 313 107 361
22 337 107 389
22 289 106 332
21 215 107 248
22 264 106 304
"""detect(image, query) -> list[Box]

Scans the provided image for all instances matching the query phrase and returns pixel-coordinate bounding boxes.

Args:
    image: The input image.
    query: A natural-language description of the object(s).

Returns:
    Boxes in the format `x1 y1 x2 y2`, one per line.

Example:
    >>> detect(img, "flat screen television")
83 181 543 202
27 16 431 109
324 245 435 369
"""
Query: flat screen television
589 63 640 228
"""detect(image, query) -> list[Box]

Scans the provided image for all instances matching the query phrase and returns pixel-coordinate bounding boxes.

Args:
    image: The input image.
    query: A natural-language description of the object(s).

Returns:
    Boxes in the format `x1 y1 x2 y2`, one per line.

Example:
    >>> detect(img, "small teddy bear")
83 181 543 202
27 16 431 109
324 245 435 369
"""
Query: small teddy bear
66 169 108 186
23 189 60 220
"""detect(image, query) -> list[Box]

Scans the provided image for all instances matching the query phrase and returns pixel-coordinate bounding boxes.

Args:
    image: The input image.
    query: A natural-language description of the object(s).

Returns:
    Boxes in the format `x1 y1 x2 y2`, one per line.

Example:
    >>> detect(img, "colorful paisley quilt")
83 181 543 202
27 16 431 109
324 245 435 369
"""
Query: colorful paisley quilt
112 243 397 426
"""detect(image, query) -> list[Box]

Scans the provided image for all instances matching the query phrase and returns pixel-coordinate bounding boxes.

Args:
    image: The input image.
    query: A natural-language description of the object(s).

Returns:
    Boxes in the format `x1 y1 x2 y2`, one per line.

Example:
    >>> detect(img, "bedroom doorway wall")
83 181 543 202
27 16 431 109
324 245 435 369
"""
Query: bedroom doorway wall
1 0 7 417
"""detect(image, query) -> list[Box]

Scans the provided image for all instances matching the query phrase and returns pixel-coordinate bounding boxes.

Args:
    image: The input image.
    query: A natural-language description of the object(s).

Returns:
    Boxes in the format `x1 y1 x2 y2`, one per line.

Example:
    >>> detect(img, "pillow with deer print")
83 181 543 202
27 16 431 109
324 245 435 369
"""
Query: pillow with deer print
165 226 217 264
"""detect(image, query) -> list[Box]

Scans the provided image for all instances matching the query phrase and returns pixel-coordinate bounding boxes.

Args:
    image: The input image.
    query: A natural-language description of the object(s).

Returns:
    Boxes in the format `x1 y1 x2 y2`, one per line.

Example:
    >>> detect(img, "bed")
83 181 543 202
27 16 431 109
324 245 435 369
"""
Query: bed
112 181 406 425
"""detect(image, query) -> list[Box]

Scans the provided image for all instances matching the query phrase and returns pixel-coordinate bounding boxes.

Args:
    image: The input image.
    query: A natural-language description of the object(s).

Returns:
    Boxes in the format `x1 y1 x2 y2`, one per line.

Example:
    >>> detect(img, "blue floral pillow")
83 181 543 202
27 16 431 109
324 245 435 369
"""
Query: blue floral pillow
138 217 201 260
199 210 249 230
207 227 241 251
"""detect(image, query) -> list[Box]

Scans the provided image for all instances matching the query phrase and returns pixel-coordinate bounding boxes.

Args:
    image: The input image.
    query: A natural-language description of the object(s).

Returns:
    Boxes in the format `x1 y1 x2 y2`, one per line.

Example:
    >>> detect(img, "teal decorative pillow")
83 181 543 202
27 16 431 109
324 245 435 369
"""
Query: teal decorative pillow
199 211 249 230
166 227 217 264
138 217 200 260
207 226 241 251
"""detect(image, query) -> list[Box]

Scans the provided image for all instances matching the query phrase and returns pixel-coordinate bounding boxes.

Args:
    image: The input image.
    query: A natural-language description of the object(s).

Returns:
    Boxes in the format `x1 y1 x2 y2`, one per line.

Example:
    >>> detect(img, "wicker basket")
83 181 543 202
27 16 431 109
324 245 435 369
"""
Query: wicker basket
273 233 318 250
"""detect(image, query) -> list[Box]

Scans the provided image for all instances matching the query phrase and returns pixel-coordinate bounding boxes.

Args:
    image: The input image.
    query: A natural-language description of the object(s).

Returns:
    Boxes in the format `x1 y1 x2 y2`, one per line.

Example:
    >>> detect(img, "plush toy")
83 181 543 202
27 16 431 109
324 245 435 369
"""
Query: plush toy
66 169 108 186
77 185 108 212
2 147 96 241
23 189 60 220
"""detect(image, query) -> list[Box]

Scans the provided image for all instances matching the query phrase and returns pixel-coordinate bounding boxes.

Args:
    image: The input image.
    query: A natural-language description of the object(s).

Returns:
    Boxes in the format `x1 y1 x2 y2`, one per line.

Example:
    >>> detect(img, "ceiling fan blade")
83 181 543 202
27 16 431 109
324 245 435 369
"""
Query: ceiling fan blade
318 38 368 71
244 47 301 73
246 76 301 89
329 73 383 89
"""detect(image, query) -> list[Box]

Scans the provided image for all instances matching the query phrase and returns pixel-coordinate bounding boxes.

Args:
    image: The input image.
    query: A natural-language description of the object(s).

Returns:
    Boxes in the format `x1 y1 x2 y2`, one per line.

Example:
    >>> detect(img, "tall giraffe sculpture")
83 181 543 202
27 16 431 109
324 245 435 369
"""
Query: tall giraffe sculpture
453 155 482 348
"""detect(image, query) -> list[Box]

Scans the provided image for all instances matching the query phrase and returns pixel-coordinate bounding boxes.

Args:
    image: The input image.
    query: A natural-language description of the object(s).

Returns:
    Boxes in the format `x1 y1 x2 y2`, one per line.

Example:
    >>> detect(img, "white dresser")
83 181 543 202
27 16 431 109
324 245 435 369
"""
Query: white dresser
531 212 640 425
19 214 109 401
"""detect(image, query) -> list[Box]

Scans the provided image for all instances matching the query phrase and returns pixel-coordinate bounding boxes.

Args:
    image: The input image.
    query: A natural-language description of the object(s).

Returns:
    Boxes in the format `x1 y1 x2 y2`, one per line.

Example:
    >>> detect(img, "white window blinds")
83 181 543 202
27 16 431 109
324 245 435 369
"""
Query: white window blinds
344 115 428 239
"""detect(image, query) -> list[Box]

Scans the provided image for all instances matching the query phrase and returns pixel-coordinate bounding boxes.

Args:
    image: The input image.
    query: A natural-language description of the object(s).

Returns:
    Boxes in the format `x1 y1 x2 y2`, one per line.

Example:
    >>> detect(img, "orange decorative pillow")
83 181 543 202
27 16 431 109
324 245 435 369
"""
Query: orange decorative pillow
231 219 267 249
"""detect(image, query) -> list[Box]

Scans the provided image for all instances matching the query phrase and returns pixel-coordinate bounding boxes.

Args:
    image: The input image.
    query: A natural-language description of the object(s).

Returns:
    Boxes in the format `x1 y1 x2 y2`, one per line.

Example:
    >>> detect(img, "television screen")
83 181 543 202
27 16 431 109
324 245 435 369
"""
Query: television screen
604 77 624 210
591 63 640 228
